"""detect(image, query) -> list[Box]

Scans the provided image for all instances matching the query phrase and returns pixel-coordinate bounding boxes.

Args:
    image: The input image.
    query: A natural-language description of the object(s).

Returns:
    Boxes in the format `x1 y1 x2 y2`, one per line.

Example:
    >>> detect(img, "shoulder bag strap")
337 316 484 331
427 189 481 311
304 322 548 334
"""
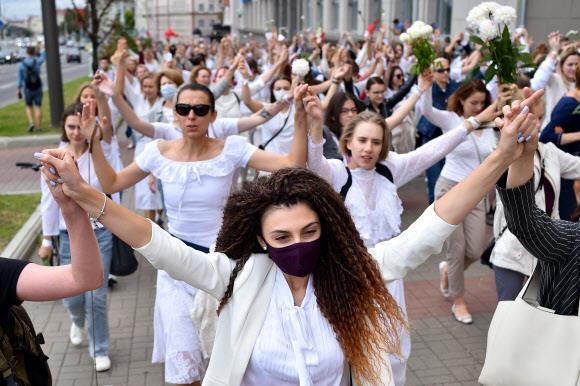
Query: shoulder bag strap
468 133 491 213
339 167 353 200
259 109 291 150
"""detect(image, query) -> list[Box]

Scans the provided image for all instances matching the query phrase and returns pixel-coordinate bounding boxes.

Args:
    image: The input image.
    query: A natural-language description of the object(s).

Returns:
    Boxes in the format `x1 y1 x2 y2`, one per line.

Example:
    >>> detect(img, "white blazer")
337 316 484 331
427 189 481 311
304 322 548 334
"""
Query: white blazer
135 204 457 386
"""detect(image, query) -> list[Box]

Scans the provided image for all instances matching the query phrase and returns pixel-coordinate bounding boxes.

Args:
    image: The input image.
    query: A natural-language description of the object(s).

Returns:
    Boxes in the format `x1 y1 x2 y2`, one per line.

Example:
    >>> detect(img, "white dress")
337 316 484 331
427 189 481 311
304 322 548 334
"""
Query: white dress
307 124 468 386
259 105 295 155
135 135 257 383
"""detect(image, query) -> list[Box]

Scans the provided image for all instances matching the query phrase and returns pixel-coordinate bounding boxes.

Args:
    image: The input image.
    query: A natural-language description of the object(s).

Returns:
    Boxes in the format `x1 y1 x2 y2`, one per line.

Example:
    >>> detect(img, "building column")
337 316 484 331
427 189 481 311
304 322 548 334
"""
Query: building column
322 0 332 32
338 0 348 33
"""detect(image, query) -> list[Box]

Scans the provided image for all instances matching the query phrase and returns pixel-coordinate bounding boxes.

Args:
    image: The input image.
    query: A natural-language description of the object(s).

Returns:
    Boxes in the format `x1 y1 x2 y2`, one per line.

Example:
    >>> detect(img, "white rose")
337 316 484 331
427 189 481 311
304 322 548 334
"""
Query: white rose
479 19 499 41
291 59 310 78
413 21 425 28
399 33 411 43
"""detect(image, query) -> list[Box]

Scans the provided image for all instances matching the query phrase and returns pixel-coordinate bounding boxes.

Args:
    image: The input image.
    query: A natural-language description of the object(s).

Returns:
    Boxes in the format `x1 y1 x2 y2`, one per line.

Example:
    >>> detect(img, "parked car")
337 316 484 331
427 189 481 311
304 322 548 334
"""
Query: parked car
66 47 82 63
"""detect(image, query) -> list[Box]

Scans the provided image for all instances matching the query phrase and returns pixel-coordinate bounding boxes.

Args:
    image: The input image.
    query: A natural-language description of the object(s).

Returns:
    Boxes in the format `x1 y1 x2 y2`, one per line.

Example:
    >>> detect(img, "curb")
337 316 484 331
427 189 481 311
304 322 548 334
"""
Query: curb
0 134 60 149
1 205 41 260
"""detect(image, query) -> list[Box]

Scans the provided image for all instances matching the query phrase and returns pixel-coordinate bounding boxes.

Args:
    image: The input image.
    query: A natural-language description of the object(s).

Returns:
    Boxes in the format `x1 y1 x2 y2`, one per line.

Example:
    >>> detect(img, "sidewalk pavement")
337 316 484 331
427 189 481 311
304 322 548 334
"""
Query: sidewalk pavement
7 135 498 385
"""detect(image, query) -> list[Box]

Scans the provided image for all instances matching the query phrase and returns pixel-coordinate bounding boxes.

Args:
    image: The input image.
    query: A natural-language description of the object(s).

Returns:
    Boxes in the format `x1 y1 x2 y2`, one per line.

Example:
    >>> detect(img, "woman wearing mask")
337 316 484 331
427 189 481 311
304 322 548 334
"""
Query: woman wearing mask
415 78 500 324
241 75 297 154
39 101 116 372
37 88 542 385
84 78 310 385
156 69 184 122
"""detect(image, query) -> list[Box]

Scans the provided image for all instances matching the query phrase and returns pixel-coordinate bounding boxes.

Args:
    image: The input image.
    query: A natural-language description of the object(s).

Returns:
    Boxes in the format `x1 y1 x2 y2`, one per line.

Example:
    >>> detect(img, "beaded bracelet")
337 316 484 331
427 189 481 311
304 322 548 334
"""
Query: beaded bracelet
90 192 107 226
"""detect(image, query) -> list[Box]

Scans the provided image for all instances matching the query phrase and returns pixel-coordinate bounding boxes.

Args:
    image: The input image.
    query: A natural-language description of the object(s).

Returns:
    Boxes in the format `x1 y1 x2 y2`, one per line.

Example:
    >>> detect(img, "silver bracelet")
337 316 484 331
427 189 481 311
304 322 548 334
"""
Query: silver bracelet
90 192 107 226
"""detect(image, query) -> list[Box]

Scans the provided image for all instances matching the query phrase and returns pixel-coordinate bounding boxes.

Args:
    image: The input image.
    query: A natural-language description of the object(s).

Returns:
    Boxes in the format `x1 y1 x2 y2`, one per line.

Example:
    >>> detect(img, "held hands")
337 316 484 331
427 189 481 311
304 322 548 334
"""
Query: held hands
494 88 545 163
418 69 434 92
475 100 501 124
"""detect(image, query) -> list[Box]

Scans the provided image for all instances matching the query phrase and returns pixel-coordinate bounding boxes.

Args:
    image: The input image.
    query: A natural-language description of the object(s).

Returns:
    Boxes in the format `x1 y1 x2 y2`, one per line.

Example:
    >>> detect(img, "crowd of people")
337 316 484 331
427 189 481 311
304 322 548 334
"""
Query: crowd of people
1 17 579 386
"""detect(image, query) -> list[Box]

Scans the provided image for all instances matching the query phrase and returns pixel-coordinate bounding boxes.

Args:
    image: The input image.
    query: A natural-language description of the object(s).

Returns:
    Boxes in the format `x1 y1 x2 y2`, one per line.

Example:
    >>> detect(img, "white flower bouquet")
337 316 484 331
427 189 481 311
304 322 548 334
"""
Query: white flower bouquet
399 21 436 75
466 2 534 83
292 58 310 80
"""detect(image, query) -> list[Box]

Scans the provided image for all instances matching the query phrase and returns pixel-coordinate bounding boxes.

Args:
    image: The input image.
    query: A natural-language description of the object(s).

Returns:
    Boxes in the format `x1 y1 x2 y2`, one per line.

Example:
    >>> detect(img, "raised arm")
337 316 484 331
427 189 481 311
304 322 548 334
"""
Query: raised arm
246 84 310 171
17 184 102 301
38 151 234 299
530 32 560 91
237 99 288 133
384 72 431 129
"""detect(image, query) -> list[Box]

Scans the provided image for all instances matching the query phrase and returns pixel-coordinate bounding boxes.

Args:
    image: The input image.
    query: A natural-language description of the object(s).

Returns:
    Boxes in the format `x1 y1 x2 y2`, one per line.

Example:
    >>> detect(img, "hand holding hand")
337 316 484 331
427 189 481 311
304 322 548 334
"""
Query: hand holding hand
35 149 87 201
303 92 323 123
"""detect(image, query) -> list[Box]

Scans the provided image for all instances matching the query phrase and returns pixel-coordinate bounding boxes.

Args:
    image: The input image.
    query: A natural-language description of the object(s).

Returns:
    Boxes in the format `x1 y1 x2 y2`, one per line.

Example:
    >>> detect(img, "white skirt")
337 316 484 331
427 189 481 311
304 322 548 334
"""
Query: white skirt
152 270 205 383
387 278 411 386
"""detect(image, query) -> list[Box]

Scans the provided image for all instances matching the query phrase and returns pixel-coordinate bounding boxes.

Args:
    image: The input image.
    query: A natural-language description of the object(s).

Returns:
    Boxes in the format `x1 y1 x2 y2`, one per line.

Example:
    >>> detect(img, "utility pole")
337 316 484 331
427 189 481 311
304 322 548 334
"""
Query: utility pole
41 0 64 128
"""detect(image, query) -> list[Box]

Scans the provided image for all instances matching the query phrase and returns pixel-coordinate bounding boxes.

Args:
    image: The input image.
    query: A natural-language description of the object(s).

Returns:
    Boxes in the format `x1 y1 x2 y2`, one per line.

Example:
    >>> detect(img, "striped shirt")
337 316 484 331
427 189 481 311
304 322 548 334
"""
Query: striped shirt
497 177 580 316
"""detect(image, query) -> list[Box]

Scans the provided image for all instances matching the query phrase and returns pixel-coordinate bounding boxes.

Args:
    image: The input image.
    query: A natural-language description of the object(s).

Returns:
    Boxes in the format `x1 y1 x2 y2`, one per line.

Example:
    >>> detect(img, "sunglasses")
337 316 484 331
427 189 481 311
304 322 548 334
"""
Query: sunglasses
394 74 404 79
175 103 211 117
435 68 451 74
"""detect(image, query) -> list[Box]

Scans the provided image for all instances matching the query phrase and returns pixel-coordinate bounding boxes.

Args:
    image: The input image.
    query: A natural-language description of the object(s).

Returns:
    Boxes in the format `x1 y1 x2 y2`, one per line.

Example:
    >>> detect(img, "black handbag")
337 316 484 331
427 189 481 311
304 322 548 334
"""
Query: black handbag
479 226 507 268
110 235 138 276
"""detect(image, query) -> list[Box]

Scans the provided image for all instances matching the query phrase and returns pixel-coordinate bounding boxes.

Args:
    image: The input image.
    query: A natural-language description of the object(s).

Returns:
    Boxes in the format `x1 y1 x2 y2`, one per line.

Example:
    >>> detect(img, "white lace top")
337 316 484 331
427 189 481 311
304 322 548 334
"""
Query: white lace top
242 268 345 386
135 135 257 246
307 124 468 246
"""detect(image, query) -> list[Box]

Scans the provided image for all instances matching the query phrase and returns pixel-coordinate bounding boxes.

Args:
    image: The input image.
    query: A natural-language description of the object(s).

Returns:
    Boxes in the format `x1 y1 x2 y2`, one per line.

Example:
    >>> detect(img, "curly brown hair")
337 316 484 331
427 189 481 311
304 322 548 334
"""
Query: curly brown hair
214 168 406 384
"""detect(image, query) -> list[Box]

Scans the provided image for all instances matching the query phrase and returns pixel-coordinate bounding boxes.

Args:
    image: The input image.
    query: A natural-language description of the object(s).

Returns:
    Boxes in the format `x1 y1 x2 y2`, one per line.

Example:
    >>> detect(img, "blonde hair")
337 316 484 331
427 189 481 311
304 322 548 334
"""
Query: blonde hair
339 110 390 161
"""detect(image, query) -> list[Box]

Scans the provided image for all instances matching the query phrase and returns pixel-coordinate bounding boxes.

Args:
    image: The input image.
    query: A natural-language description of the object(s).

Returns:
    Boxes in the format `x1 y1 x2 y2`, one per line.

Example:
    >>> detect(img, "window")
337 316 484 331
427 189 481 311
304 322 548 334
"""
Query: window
198 19 205 28
198 3 205 12
348 0 358 31
331 0 340 30
209 4 215 12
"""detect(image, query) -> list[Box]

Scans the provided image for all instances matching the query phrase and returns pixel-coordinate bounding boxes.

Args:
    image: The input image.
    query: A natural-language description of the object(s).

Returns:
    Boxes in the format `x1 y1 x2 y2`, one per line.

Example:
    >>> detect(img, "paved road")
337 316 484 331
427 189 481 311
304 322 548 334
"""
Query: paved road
0 52 91 108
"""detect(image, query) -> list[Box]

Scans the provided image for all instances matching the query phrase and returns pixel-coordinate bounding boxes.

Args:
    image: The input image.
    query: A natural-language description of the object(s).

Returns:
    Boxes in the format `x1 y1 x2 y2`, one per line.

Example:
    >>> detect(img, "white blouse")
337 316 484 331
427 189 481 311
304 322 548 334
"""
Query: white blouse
41 141 114 235
260 104 295 155
307 124 467 246
416 88 496 182
242 269 345 386
134 136 256 247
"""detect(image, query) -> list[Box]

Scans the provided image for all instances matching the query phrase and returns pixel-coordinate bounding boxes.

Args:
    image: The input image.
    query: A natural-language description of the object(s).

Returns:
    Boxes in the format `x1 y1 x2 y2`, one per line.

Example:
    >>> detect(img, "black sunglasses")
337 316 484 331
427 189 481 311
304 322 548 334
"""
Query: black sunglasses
435 68 450 74
175 103 211 117
394 73 404 79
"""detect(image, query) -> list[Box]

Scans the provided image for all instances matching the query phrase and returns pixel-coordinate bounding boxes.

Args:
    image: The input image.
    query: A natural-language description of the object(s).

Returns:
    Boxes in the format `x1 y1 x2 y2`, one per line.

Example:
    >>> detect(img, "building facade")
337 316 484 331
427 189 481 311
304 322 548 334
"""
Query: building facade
237 0 579 43
135 0 224 40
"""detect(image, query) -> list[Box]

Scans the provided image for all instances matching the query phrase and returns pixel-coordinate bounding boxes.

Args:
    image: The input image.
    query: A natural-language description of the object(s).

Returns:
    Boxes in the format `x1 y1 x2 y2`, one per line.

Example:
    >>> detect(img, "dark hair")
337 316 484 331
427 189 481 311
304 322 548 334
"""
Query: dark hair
60 102 84 142
576 64 580 89
191 53 206 67
26 46 36 56
365 76 385 90
324 91 362 139
447 79 492 116
385 65 404 89
215 168 406 384
175 83 216 111
269 75 291 103
247 58 261 75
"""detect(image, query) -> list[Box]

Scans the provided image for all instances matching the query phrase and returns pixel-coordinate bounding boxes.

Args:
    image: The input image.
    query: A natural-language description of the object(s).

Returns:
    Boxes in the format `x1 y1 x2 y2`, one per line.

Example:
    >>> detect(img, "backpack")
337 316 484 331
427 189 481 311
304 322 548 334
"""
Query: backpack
24 60 41 91
0 305 51 386
339 163 393 200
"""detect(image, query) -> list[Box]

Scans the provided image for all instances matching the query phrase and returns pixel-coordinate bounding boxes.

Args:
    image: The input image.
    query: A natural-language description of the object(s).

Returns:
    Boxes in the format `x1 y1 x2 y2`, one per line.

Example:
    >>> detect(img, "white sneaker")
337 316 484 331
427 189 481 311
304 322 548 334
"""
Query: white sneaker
95 355 111 372
69 323 83 346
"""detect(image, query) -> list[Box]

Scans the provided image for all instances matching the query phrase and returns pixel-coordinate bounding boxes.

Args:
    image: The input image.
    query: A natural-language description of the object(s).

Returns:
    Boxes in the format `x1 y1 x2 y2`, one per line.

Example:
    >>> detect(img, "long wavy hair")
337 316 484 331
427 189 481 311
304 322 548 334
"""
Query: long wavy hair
214 168 406 384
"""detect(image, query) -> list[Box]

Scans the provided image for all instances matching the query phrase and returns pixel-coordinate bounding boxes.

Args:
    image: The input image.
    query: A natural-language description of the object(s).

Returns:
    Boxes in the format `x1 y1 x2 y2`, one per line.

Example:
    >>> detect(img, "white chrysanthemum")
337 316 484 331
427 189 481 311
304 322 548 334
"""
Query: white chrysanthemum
494 5 516 26
407 26 421 40
467 2 500 27
399 33 411 43
291 59 310 78
479 19 499 40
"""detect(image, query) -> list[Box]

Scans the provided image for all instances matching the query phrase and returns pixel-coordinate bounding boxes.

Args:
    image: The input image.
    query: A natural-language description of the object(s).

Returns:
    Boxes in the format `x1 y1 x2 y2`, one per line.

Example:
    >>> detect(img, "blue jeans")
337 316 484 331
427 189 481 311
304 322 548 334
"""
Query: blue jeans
421 136 445 203
59 227 112 357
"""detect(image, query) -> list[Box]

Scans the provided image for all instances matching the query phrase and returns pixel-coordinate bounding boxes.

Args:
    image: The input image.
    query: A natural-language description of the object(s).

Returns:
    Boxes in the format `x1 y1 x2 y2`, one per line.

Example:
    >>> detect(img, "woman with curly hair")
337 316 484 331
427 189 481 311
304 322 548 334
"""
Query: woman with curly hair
36 89 543 385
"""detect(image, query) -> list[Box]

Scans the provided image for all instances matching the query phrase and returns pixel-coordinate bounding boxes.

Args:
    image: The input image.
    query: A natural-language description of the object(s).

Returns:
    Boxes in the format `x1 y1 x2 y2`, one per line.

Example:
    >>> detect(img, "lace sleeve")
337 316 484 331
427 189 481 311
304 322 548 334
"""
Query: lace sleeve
307 137 348 192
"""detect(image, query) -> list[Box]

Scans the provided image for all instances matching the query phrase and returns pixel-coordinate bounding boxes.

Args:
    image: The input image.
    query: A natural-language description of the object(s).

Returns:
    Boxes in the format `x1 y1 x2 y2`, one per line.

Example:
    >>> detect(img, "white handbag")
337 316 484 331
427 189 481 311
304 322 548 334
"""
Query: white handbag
479 265 580 385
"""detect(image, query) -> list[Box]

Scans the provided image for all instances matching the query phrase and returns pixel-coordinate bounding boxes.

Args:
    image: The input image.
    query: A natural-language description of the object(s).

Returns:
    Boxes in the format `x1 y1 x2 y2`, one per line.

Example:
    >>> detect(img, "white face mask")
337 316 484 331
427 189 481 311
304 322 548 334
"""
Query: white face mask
273 89 289 102
160 83 177 100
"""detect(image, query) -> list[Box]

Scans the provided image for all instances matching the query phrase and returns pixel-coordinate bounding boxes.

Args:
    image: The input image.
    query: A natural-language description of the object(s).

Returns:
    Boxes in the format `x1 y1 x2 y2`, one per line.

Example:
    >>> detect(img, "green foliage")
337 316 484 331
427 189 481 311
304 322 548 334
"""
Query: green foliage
99 9 139 60
0 193 40 251
472 25 536 84
410 37 437 76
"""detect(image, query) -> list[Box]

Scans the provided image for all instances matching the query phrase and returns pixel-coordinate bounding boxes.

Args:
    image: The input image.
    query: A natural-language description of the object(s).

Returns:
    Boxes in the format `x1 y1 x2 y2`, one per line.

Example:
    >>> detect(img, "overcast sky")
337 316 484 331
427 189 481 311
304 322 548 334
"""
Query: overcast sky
1 0 84 19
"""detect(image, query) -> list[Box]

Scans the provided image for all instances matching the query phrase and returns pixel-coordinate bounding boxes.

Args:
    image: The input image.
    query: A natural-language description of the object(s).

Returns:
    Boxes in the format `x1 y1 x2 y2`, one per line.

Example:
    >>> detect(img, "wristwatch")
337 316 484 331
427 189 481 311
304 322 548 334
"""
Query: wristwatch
259 109 273 119
466 116 481 131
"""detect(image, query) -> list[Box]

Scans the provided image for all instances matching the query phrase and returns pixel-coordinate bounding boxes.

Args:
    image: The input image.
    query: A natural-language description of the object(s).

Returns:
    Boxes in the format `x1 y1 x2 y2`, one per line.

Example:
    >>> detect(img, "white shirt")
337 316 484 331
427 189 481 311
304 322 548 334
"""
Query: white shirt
260 105 295 155
242 269 345 386
416 88 496 182
134 136 257 246
216 92 242 118
307 124 468 246
41 141 114 235
152 118 240 141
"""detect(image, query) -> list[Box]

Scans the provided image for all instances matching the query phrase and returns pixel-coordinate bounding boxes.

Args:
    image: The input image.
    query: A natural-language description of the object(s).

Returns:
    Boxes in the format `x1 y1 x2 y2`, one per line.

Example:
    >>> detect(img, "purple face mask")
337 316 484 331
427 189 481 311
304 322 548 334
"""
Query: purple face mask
265 238 322 277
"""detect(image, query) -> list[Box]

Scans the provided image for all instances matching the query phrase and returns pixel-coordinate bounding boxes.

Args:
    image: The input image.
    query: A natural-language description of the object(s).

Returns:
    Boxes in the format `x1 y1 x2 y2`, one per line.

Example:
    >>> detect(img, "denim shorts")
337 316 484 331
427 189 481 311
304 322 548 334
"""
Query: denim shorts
24 88 42 107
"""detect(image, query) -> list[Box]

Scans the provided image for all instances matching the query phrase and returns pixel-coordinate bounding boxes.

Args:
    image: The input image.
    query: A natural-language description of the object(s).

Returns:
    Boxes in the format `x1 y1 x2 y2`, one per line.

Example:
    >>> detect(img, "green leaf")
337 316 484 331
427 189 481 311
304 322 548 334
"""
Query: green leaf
484 65 497 83
470 35 485 46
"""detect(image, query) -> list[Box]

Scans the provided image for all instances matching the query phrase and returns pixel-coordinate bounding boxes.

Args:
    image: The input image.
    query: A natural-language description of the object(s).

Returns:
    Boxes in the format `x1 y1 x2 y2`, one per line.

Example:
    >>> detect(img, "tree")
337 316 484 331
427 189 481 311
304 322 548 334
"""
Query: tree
72 0 119 73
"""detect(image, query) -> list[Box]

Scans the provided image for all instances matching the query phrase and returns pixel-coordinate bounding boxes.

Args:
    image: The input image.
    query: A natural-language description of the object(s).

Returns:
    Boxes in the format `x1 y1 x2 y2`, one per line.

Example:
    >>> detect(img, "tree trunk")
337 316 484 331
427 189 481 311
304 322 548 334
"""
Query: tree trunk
90 0 99 73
